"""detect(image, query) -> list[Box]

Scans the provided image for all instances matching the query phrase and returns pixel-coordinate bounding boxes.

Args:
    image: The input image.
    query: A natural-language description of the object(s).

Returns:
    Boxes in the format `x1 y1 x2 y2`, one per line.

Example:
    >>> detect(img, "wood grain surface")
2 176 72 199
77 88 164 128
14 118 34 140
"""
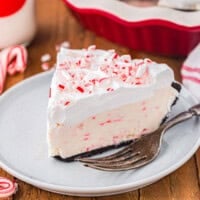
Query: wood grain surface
0 0 199 199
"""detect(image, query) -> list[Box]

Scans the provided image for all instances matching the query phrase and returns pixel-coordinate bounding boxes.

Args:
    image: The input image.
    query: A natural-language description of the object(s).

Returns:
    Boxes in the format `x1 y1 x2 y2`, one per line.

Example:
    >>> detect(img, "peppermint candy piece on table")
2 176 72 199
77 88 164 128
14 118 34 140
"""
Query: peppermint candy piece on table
0 177 18 198
55 41 70 52
41 62 50 71
40 53 51 63
0 45 27 94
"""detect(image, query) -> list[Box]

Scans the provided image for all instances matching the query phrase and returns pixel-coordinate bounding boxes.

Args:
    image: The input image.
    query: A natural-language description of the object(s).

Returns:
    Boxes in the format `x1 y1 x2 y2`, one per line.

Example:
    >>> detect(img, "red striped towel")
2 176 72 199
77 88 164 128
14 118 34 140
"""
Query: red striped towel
181 43 200 100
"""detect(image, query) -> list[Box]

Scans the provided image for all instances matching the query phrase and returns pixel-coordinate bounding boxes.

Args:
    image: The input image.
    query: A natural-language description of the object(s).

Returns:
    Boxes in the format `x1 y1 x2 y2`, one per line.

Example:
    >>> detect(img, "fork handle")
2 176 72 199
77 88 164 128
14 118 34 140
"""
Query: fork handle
163 103 200 131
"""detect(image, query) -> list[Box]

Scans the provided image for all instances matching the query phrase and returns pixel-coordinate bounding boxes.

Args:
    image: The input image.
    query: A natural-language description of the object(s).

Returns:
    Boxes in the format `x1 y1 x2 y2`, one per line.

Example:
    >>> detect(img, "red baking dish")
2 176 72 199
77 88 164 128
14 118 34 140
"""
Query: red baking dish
63 0 200 56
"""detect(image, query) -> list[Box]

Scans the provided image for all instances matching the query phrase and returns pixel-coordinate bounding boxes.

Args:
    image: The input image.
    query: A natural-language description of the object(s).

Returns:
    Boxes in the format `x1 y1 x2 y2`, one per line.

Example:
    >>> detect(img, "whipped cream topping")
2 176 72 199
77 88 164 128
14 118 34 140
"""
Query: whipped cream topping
48 46 175 126
51 46 152 102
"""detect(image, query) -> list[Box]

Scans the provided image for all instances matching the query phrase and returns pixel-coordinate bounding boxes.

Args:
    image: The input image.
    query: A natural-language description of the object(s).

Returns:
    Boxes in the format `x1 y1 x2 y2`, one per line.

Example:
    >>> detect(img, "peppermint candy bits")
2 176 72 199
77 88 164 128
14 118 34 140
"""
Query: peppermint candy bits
0 45 28 94
40 53 52 71
40 53 51 63
0 177 18 198
47 46 179 161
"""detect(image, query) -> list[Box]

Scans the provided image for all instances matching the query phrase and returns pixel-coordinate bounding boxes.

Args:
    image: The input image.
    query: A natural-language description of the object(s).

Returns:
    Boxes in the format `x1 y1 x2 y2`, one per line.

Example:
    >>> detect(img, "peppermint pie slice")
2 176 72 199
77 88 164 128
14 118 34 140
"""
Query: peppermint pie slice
47 46 180 160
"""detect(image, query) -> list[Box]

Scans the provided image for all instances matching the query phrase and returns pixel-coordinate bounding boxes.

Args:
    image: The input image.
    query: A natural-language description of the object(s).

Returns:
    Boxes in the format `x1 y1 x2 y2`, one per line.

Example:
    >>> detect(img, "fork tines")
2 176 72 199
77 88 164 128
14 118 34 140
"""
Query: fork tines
76 143 147 171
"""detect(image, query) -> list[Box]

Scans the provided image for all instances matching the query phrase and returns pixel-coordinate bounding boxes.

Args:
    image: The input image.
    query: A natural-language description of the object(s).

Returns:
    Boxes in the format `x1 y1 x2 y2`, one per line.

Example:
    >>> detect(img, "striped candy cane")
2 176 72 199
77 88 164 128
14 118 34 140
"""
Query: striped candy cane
0 45 27 94
0 61 7 94
0 177 18 198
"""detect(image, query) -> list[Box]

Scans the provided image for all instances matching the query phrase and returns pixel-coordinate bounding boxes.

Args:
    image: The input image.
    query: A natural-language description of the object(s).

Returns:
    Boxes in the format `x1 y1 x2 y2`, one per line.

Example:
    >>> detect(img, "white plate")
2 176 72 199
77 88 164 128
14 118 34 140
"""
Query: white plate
0 70 199 197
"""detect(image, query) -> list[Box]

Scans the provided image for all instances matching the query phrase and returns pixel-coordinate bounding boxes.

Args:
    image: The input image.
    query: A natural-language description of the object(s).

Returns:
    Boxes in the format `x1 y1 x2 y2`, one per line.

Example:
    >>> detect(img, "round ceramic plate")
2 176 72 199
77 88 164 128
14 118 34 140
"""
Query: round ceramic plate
0 70 199 197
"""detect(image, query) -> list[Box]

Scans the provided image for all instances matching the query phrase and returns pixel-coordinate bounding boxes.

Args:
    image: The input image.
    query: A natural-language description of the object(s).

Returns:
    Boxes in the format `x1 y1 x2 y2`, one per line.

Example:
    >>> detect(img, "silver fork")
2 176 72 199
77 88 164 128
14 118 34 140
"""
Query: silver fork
76 104 200 171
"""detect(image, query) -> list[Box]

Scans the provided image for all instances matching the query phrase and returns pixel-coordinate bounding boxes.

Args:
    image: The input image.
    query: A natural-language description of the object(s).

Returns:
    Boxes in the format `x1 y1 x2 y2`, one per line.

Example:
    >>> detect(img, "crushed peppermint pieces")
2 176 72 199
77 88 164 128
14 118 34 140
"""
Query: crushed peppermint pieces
112 53 119 59
40 53 51 62
56 41 70 51
40 53 52 71
64 101 70 106
41 62 50 71
107 88 114 92
88 45 96 51
55 45 152 96
61 41 70 49
76 86 84 93
58 84 65 90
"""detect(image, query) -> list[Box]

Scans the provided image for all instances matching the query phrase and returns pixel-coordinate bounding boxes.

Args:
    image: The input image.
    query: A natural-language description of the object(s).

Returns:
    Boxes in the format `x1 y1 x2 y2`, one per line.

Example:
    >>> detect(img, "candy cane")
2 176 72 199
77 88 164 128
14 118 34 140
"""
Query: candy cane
0 61 7 94
0 177 18 198
0 45 27 94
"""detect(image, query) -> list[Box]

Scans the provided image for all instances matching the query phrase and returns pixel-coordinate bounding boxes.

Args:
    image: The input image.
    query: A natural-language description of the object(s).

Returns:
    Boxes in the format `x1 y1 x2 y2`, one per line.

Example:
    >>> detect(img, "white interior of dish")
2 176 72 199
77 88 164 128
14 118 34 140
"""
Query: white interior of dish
66 0 200 27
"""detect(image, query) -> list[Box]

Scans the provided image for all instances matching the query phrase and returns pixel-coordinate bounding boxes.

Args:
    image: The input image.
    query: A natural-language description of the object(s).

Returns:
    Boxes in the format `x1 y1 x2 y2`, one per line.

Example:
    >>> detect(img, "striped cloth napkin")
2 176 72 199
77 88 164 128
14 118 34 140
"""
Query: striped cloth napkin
181 43 200 100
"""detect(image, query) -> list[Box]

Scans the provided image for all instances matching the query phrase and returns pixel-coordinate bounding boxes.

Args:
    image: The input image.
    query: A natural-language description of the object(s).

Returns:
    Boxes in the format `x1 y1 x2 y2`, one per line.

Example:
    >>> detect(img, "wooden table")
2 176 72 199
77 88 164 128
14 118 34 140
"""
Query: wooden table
1 0 200 199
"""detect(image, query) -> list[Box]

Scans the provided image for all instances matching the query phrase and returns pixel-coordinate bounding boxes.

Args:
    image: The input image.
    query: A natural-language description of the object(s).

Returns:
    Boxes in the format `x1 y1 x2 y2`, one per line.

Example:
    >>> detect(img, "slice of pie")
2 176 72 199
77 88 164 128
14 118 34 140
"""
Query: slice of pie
47 45 180 160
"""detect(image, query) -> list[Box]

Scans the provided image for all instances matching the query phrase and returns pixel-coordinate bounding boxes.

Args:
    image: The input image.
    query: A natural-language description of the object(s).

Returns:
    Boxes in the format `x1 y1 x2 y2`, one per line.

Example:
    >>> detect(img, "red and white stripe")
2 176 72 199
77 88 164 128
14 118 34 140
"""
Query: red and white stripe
0 45 27 94
0 177 18 198
0 62 7 94
181 43 200 100
181 65 200 84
